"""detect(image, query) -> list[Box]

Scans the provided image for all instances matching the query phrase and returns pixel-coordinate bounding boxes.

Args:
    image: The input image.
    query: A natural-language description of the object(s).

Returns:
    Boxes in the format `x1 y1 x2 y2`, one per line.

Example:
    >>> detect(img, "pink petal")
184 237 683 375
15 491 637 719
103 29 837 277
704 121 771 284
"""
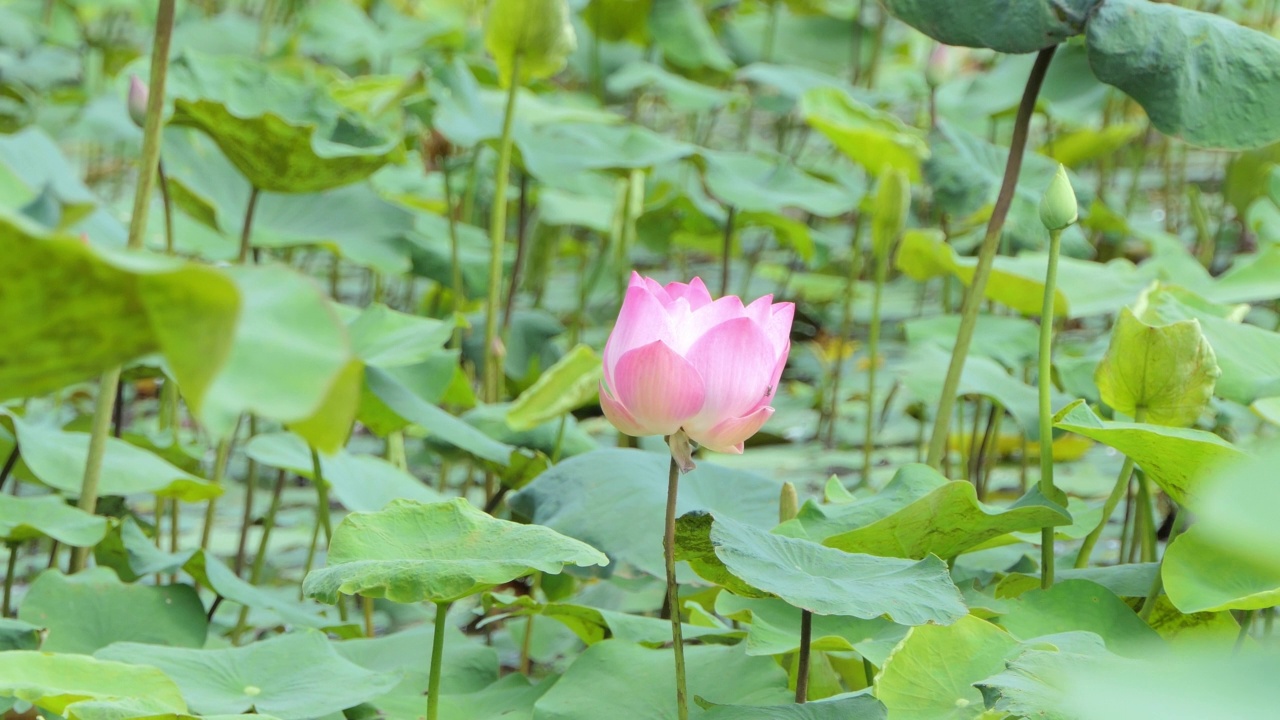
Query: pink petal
603 284 674 386
665 277 713 310
744 294 774 326
611 340 706 436
682 317 776 433
765 302 796 356
672 295 748 353
599 381 647 437
642 276 673 305
688 406 775 453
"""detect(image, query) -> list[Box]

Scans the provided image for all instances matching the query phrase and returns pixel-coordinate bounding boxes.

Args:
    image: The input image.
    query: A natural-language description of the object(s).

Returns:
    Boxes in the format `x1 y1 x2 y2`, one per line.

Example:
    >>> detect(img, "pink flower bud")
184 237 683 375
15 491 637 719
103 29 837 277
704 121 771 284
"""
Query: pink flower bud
599 272 794 454
127 75 149 127
925 44 956 88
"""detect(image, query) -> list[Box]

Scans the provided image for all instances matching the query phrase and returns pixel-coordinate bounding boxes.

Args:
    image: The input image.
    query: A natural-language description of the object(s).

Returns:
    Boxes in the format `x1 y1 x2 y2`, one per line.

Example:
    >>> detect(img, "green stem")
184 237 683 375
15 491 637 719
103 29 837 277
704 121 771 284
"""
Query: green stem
238 186 262 264
199 433 236 553
1038 228 1063 590
158 161 175 254
1137 472 1156 563
443 158 465 351
232 469 286 643
3 543 16 616
795 609 812 703
70 367 122 573
483 54 522 404
1074 406 1146 569
720 207 737 298
664 455 689 720
127 0 176 252
1138 505 1182 621
827 216 866 448
233 416 260 577
309 447 345 621
862 242 889 482
427 601 452 720
925 46 1057 470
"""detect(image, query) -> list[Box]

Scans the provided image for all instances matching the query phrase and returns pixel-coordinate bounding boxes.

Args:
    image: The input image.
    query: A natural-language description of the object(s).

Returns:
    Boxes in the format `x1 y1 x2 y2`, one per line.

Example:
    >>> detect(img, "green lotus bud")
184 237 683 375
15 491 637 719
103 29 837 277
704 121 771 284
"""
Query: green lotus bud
484 0 577 88
871 169 911 260
1039 164 1078 231
779 482 799 523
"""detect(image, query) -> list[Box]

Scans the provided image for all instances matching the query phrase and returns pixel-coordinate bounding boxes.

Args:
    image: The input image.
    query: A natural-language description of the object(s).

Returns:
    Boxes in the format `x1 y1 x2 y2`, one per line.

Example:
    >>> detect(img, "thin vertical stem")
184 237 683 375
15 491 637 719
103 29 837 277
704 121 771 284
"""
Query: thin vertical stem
1038 228 1063 589
484 55 523 404
503 172 530 331
427 601 452 720
0 447 19 493
442 158 465 350
1137 473 1156 563
925 46 1058 469
2 543 16 616
862 243 889 481
1138 506 1182 621
1075 408 1145 568
664 456 689 720
70 367 122 573
795 609 812 703
233 417 260 576
232 469 287 643
1235 610 1255 653
826 215 866 449
720 207 737 298
199 436 235 552
127 0 176 252
238 186 262 264
158 162 176 254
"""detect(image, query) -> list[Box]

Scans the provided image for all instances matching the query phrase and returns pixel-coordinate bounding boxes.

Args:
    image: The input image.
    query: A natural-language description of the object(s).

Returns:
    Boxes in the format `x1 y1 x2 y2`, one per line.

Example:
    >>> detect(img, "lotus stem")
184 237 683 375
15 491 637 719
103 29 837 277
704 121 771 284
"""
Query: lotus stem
795 609 812 703
427 601 452 720
70 366 122 573
233 416 260 576
232 468 287 644
925 45 1058 470
3 542 16 616
826 215 866 448
1138 505 1182 621
862 237 890 482
1038 227 1063 589
1074 407 1145 568
483 54 522 404
664 454 689 720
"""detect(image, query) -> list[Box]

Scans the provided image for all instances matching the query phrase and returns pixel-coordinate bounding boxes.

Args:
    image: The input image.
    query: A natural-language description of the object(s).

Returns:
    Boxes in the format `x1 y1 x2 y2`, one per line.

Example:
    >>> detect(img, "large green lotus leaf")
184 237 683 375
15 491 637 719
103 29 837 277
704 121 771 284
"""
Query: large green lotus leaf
895 229 1145 318
11 416 218 501
336 623 499 695
974 635 1114 719
64 699 276 720
345 303 452 368
0 128 126 243
0 494 107 546
903 314 1038 371
925 122 1094 254
996 563 1159 600
822 464 1071 560
302 498 607 604
364 366 514 466
1086 0 1280 151
532 640 789 719
875 615 1020 720
508 449 782 580
0 652 186 715
1094 308 1219 427
198 265 357 451
435 675 555 720
0 618 42 651
696 149 856 217
1161 446 1280 613
518 123 695 184
1137 284 1280 404
716 594 907 665
1206 245 1280 306
996 580 1161 657
167 53 401 193
505 344 602 431
777 464 950 543
0 212 238 407
484 594 738 648
244 431 441 511
484 0 575 87
701 695 887 720
800 87 928 181
585 0 652 44
897 345 1070 441
182 551 335 630
1052 400 1245 508
96 631 399 720
161 129 413 273
981 642 1280 720
880 0 1097 53
675 512 967 626
17 568 206 654
606 61 733 111
649 0 735 72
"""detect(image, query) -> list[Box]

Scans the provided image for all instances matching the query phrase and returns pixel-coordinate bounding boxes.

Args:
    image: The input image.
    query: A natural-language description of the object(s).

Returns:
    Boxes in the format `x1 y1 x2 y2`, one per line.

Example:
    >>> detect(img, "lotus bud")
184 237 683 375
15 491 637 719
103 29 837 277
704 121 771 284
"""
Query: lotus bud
779 482 799 523
127 75 149 128
925 44 954 88
1039 164 1078 232
599 272 795 457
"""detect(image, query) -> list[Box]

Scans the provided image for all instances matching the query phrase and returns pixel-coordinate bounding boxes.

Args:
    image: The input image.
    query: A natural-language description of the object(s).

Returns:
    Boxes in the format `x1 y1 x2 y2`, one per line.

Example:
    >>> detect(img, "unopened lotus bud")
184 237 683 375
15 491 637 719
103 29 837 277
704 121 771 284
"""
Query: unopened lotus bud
779 482 799 523
925 44 953 88
127 75 149 128
1039 164 1078 232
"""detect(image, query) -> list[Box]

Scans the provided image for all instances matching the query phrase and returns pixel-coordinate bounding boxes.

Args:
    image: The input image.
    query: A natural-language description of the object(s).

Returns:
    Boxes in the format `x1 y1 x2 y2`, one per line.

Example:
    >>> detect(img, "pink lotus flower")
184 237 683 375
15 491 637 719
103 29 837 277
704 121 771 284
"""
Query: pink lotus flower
600 272 794 454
